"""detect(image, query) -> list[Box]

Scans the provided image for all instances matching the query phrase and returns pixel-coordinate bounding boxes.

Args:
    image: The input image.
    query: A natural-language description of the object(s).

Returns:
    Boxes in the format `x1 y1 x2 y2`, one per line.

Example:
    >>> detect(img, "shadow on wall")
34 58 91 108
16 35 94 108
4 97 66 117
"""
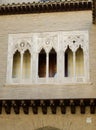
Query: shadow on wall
36 126 60 130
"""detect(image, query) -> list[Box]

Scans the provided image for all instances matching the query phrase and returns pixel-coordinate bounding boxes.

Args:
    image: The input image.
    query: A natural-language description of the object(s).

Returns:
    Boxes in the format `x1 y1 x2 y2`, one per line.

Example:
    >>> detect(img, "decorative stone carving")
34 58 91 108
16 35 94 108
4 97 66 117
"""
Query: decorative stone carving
37 34 58 53
7 31 89 84
62 34 88 52
13 41 31 54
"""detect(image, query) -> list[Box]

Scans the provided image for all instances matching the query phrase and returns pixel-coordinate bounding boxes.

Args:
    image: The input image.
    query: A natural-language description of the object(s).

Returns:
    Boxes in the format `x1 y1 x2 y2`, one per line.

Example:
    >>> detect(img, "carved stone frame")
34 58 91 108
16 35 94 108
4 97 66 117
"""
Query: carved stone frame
6 31 89 84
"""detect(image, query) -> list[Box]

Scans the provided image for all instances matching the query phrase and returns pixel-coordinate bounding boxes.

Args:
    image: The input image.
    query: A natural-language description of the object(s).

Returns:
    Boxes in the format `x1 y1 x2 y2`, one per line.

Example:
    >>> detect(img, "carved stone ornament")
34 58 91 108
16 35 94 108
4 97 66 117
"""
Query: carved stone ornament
7 31 89 84
13 41 32 54
37 34 58 53
62 34 88 52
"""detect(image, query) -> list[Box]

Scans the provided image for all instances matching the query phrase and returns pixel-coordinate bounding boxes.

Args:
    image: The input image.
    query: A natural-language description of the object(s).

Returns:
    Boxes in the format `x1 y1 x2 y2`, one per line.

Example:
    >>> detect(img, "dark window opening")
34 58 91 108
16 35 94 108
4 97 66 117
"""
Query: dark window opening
64 47 73 77
49 48 57 77
38 49 46 78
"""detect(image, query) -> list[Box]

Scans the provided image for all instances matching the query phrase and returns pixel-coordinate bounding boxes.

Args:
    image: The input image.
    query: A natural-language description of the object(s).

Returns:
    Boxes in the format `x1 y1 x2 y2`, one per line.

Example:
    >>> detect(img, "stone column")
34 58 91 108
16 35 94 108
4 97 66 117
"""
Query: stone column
30 53 32 82
36 52 39 83
58 51 64 82
73 51 76 80
46 53 49 82
20 52 23 82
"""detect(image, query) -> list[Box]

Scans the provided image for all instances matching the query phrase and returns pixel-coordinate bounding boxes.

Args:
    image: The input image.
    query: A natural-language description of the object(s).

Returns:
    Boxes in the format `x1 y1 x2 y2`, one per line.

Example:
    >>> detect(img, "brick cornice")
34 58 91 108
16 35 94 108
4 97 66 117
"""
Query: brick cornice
0 99 95 114
0 0 92 15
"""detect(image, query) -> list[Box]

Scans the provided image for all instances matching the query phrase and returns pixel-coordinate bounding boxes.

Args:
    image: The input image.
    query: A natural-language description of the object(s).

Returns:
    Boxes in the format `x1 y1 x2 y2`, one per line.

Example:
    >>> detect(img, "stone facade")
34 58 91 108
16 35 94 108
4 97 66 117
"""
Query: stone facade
0 11 93 99
0 1 96 130
0 108 96 130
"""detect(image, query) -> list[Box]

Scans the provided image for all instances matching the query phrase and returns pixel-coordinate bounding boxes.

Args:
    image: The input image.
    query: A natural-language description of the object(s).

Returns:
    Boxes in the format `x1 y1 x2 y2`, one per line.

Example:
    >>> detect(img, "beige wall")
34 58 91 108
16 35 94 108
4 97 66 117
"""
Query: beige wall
0 10 96 130
0 10 96 99
89 25 96 86
0 107 96 130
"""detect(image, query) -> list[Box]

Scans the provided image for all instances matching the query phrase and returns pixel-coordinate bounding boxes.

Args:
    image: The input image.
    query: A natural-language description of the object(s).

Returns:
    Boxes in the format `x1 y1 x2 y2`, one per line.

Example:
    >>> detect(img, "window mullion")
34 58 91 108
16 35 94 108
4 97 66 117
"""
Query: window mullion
64 51 65 77
20 52 23 82
73 51 76 80
36 53 39 82
30 54 32 81
84 51 87 81
46 53 49 80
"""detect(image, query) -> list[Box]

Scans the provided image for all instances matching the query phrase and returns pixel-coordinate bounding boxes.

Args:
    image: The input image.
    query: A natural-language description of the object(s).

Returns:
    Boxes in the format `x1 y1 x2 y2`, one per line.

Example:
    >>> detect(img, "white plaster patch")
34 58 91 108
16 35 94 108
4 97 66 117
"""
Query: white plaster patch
86 117 92 123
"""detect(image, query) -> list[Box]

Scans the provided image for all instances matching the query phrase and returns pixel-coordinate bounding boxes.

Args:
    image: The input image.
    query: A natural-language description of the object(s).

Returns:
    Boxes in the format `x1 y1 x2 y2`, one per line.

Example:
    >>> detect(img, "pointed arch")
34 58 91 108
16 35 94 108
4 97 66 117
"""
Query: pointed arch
76 46 84 76
23 50 31 79
64 47 73 77
38 48 46 77
49 48 57 77
36 126 60 130
12 50 21 78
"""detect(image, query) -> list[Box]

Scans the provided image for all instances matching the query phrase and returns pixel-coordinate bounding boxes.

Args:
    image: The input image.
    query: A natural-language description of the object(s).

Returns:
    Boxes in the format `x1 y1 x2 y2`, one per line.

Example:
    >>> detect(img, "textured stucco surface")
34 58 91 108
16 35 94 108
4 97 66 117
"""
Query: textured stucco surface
0 108 96 130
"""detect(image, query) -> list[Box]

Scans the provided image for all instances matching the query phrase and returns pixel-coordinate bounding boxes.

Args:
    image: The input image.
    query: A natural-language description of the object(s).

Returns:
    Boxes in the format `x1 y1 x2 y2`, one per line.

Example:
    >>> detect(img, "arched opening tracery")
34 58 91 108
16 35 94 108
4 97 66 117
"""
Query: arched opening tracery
12 47 32 82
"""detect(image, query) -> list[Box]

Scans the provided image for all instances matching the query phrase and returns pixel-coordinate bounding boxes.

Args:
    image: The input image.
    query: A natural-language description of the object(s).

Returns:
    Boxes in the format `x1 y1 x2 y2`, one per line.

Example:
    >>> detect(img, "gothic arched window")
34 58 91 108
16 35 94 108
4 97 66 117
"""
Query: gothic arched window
38 48 46 78
7 31 89 84
49 48 57 77
64 47 73 77
12 50 21 79
76 47 84 76
23 50 31 79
